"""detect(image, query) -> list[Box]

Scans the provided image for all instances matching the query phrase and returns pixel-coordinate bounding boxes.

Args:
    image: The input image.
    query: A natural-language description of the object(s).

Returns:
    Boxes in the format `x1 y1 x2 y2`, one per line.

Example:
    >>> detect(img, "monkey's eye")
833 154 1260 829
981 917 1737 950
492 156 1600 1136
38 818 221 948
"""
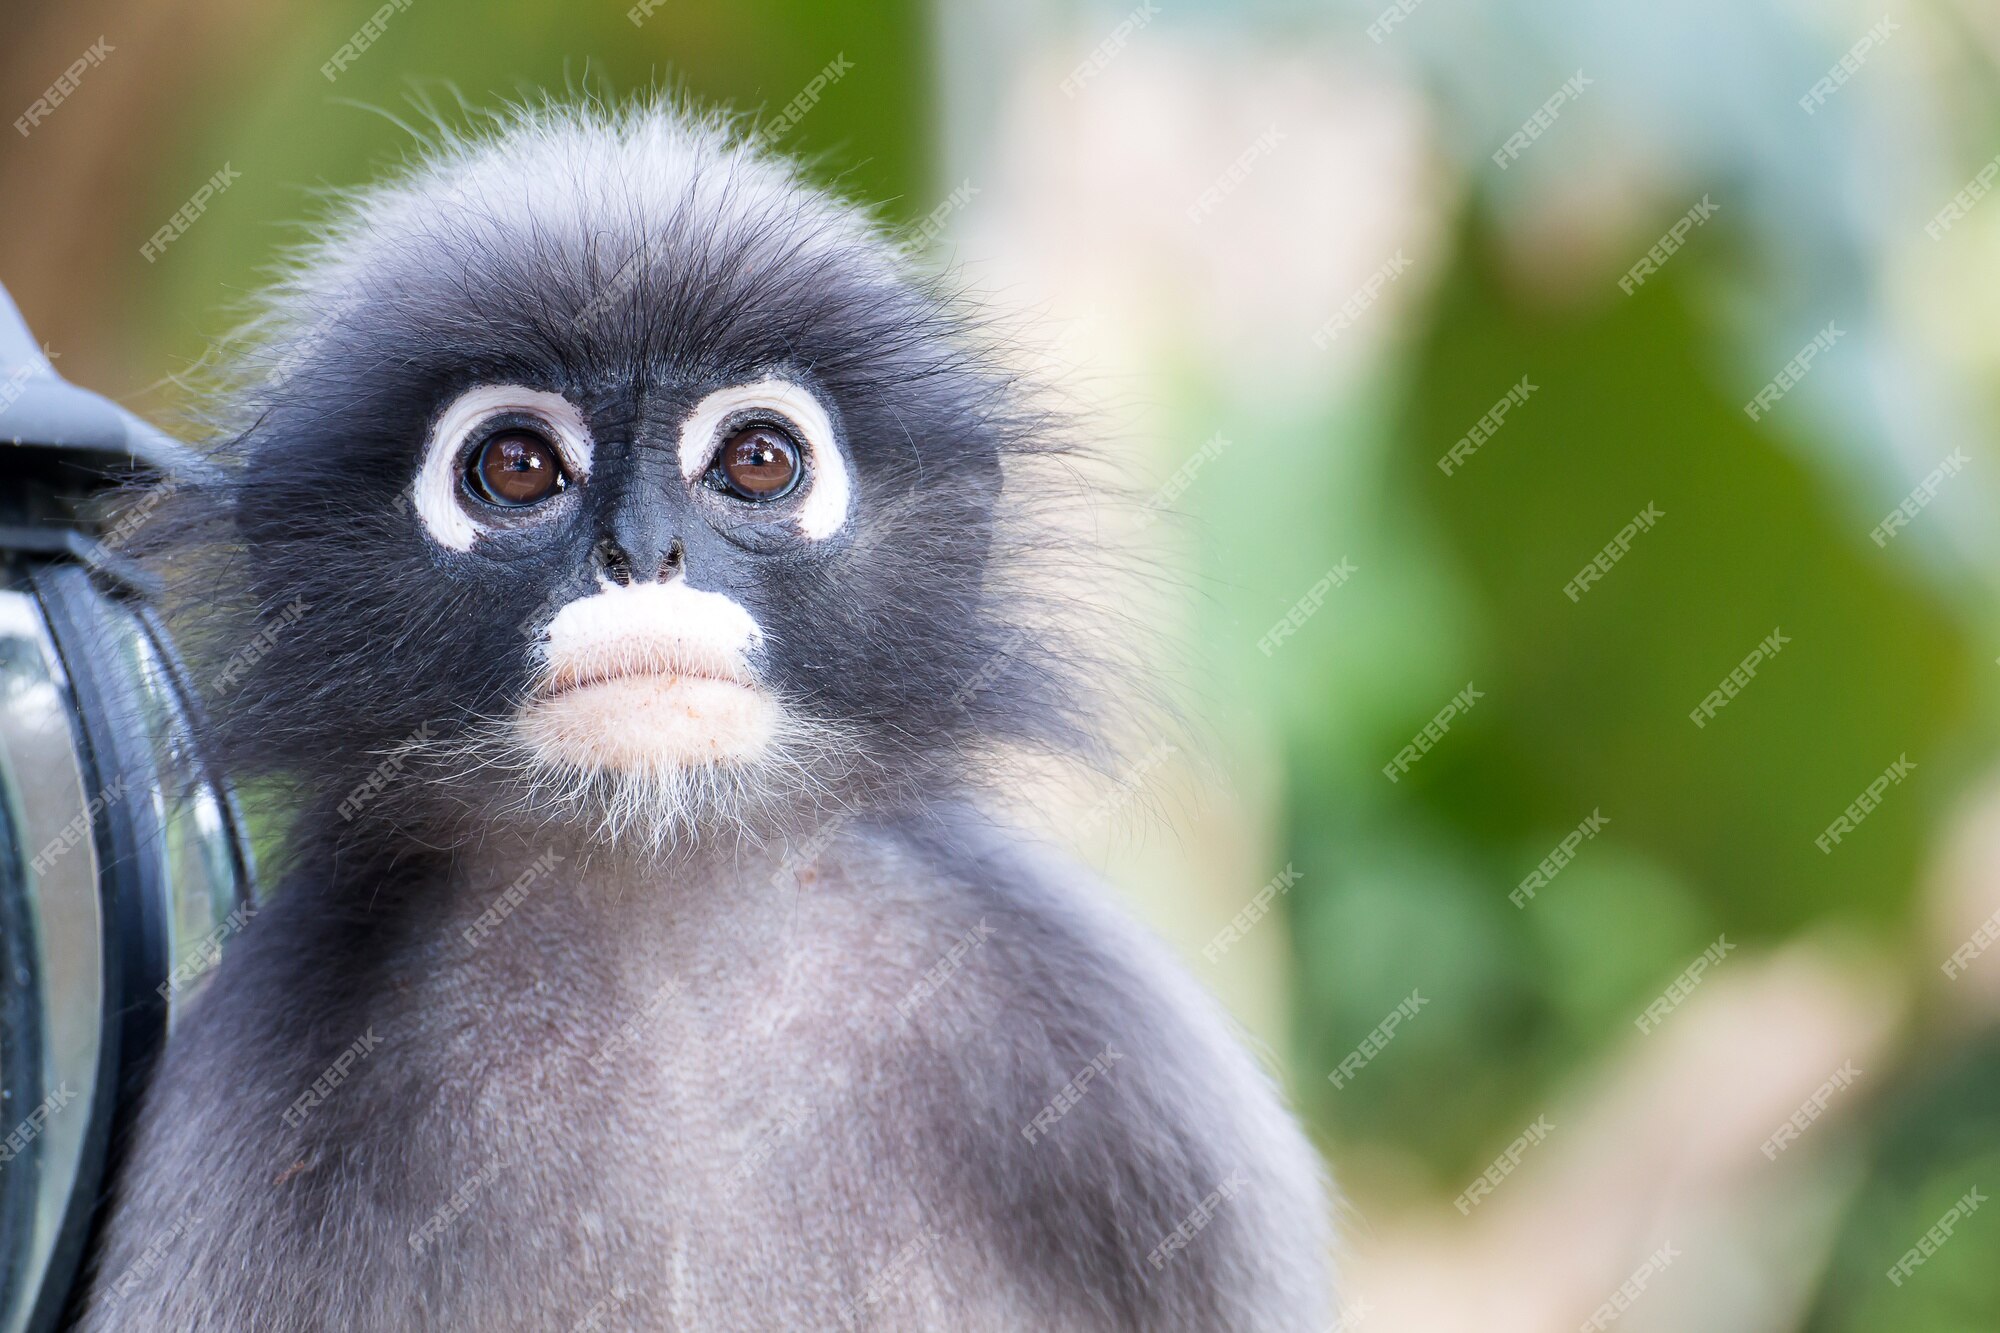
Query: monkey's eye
708 425 802 502
465 430 569 507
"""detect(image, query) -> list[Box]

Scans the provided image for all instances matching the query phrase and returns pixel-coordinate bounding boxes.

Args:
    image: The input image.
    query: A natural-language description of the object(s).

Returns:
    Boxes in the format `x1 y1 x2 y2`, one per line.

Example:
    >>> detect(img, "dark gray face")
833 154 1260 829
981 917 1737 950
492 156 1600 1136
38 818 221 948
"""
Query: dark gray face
191 125 1061 844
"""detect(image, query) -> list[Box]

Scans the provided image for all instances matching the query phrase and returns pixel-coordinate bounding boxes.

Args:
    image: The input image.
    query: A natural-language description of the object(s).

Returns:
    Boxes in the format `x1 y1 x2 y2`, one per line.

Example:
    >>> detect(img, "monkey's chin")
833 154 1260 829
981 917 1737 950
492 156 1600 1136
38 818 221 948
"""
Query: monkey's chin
517 675 778 772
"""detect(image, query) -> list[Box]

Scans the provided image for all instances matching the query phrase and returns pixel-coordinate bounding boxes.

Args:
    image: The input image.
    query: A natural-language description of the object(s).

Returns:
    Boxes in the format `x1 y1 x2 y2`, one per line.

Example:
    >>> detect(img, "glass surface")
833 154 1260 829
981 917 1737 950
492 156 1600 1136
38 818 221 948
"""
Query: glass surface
0 588 102 1333
118 612 252 1016
0 574 252 1333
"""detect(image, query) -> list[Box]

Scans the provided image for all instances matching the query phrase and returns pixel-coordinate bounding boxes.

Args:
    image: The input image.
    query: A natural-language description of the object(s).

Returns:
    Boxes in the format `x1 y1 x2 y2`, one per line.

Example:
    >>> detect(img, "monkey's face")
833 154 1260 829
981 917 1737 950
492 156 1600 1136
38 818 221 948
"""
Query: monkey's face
217 124 1033 844
409 374 860 779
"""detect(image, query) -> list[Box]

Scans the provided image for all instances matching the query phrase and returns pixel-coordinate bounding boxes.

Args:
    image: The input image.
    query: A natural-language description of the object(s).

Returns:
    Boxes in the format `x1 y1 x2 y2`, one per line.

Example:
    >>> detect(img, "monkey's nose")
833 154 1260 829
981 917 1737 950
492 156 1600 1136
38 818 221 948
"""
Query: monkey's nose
598 468 690 584
593 535 684 586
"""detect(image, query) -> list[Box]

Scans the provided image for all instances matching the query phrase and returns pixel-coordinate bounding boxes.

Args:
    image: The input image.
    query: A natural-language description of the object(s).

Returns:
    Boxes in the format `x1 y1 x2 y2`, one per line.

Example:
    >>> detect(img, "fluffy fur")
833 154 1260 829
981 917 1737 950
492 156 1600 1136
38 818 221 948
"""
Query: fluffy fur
79 99 1334 1330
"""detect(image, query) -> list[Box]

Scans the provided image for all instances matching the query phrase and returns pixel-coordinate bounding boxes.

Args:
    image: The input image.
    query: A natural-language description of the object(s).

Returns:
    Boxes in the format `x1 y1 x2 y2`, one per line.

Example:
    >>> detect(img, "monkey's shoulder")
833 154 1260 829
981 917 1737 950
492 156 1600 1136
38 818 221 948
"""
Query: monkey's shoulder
794 816 1338 1331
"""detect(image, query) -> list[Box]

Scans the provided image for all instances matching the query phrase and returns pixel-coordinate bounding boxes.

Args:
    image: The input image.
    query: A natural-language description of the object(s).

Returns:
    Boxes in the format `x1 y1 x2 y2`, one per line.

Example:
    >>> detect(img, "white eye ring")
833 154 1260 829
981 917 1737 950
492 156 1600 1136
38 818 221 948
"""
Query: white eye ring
677 379 851 540
413 386 594 552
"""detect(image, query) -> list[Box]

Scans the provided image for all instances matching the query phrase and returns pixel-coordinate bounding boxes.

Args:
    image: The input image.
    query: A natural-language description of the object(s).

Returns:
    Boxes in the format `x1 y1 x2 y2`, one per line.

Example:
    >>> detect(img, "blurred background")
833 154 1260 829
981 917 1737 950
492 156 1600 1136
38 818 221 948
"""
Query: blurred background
6 0 2000 1327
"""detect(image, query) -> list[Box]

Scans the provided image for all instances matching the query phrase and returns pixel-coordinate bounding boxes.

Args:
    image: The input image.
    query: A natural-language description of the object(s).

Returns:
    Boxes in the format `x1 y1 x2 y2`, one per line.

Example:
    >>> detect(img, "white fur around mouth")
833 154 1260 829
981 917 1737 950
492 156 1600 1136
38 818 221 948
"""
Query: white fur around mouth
518 578 779 771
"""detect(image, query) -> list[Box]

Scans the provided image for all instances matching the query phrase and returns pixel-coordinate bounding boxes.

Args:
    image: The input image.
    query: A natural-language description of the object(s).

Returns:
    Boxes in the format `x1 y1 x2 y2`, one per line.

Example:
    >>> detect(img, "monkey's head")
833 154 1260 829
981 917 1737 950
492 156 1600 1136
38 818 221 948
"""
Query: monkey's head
157 104 1104 851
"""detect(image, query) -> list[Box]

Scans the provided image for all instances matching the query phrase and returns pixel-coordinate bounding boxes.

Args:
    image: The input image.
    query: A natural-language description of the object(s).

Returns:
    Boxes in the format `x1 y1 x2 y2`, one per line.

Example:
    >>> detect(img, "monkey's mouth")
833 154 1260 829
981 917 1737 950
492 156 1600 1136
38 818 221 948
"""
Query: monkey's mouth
518 579 779 771
520 669 777 769
538 650 756 701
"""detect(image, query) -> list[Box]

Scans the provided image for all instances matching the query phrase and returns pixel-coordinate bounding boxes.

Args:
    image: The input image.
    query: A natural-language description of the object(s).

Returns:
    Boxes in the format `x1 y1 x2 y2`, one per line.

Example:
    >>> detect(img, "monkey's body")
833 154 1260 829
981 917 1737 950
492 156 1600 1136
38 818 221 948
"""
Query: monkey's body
83 811 1327 1330
75 104 1332 1329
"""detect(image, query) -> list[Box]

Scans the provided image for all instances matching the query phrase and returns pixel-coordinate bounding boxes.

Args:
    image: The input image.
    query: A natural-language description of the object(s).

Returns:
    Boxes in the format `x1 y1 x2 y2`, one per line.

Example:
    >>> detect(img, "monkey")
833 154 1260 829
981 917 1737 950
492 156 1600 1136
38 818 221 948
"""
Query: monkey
76 101 1334 1331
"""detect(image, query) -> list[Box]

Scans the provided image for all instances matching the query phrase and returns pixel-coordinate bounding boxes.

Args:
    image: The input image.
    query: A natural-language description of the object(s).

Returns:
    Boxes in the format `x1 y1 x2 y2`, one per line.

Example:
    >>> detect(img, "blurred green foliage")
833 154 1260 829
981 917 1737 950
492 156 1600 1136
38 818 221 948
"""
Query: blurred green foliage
1188 209 1988 1188
1805 1033 2000 1330
1298 212 1981 1172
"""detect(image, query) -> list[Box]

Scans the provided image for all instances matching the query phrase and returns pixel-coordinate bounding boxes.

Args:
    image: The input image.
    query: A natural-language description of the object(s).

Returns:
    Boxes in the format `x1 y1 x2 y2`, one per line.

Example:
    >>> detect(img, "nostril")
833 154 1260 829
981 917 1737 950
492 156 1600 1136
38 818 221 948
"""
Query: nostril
659 539 685 581
596 537 635 587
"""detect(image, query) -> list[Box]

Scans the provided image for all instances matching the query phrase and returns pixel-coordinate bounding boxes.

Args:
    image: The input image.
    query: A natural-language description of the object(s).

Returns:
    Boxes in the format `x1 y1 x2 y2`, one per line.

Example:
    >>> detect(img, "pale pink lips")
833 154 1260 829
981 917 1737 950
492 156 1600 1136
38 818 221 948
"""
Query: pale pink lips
538 648 755 702
521 671 777 769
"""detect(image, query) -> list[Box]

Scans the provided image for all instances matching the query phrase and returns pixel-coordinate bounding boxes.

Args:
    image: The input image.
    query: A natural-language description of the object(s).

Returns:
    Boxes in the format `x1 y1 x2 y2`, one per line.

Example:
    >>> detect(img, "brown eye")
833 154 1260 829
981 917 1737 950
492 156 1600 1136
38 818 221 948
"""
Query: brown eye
467 430 568 507
711 425 801 501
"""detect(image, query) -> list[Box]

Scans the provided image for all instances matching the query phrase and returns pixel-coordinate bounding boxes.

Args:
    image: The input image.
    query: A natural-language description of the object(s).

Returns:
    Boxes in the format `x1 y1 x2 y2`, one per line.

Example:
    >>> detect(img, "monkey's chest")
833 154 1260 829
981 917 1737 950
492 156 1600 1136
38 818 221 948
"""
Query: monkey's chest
383 903 1032 1330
